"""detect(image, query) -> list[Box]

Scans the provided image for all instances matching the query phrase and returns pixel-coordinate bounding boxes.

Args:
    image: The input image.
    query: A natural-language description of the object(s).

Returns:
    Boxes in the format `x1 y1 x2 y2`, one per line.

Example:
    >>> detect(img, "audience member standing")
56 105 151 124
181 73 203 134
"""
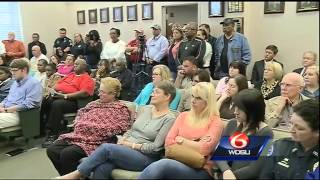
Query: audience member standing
71 33 86 59
199 24 216 78
53 28 73 59
214 18 251 79
251 45 283 85
2 32 26 62
27 33 47 59
85 30 102 69
167 26 183 79
29 45 49 76
196 29 212 73
125 29 146 70
293 51 317 75
178 22 206 68
100 28 126 62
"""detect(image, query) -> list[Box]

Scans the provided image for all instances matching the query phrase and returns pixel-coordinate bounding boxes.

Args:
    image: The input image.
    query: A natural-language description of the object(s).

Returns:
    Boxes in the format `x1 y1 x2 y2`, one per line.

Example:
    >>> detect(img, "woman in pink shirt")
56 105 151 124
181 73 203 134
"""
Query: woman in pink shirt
138 82 224 179
57 54 75 76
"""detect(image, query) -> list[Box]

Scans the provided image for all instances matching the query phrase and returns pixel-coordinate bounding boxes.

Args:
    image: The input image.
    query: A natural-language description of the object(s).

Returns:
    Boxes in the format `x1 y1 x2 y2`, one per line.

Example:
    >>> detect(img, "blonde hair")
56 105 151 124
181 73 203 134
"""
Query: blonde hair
152 64 172 81
303 51 317 61
305 65 319 83
100 77 122 97
188 82 219 127
265 61 283 81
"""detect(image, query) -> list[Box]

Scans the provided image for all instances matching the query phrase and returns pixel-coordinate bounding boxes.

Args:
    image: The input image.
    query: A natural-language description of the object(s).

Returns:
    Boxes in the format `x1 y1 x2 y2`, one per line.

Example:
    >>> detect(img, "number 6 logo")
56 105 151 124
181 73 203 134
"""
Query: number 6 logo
229 131 250 149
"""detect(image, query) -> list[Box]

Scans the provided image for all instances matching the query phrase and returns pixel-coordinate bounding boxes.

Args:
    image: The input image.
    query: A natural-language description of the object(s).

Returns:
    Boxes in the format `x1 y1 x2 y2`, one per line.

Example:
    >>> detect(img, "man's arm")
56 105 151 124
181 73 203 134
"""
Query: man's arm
241 37 251 65
41 42 47 55
195 39 206 68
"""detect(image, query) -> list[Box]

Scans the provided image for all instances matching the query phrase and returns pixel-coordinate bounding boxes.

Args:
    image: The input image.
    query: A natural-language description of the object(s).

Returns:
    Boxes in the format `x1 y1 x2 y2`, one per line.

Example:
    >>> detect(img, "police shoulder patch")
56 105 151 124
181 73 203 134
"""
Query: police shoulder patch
267 144 274 156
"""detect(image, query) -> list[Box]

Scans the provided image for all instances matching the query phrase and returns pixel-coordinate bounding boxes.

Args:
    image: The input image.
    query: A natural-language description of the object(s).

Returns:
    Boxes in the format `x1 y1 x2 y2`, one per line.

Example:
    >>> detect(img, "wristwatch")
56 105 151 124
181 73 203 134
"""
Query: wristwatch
64 94 68 100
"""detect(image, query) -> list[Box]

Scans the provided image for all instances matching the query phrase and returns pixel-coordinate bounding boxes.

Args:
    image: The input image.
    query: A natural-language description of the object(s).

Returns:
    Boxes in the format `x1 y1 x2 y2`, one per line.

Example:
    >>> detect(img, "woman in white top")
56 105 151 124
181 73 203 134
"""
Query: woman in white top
196 29 212 72
100 28 126 61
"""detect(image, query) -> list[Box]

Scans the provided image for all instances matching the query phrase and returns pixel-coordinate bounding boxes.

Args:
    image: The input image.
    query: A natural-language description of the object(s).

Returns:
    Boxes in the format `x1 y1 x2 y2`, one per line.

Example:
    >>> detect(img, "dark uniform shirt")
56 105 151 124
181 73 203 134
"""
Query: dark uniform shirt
27 41 47 59
71 41 86 59
208 35 217 78
178 37 206 68
53 37 73 54
260 138 319 179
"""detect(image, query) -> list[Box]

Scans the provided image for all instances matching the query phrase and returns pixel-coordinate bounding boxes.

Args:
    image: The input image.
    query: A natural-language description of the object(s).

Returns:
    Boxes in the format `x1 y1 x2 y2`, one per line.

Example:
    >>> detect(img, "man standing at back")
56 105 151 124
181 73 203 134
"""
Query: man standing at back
2 32 26 62
178 22 206 68
214 18 251 79
53 28 72 58
28 33 47 59
199 23 216 78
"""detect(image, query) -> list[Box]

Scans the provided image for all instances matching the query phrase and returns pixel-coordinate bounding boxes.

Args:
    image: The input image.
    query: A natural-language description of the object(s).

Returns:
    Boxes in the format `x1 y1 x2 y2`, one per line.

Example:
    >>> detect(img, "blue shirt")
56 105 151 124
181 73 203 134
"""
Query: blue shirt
302 88 319 99
1 76 42 111
214 32 251 78
145 34 169 62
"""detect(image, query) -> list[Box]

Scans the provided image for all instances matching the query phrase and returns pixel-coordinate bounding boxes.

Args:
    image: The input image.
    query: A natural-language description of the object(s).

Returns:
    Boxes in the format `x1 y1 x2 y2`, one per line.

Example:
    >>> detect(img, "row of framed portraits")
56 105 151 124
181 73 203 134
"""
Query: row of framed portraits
77 3 153 24
209 1 319 17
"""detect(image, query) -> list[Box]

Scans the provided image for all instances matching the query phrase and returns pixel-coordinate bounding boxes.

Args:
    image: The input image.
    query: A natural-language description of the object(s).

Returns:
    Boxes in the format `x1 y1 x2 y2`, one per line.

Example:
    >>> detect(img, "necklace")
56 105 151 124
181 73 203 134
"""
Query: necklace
261 80 278 98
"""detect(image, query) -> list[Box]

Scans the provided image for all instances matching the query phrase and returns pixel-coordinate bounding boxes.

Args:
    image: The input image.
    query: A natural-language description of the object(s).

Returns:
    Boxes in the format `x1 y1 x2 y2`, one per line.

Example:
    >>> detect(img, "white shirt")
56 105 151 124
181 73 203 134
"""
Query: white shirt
203 41 212 68
0 41 5 54
34 71 47 88
30 54 49 76
100 40 126 61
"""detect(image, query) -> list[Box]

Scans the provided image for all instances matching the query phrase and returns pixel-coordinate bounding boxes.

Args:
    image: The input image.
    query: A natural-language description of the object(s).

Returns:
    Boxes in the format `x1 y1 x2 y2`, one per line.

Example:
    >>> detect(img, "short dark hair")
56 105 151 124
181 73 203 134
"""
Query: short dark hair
293 99 319 131
156 80 176 103
229 60 247 76
10 58 30 72
38 59 48 66
32 33 39 37
265 45 278 55
199 24 211 33
183 56 197 67
110 28 121 36
198 29 208 40
59 28 66 32
232 74 248 92
0 66 12 78
194 69 210 82
46 63 57 71
233 89 266 134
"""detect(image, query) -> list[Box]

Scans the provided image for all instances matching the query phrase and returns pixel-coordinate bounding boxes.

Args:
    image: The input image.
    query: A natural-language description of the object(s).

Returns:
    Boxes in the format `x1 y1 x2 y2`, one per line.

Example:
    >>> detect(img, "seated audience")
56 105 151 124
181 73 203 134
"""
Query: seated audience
29 45 49 76
100 28 126 62
265 73 309 129
0 58 42 128
260 99 319 179
41 59 94 147
57 54 75 76
34 59 48 88
135 64 181 110
217 74 248 120
0 66 14 102
174 56 198 89
85 30 103 69
138 82 223 179
57 81 177 179
216 60 247 99
2 32 26 62
178 69 211 112
71 33 86 59
28 33 47 59
111 59 134 101
251 45 283 84
254 61 283 100
302 65 319 99
167 26 183 79
43 63 61 98
215 89 274 179
196 29 212 73
50 55 61 66
0 55 7 66
125 29 146 70
91 59 111 79
47 77 131 175
293 51 317 75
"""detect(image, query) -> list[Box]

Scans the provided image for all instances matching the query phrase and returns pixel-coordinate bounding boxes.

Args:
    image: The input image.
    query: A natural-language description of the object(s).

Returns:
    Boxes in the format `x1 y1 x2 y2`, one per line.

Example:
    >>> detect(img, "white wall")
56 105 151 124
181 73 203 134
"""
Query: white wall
166 5 197 25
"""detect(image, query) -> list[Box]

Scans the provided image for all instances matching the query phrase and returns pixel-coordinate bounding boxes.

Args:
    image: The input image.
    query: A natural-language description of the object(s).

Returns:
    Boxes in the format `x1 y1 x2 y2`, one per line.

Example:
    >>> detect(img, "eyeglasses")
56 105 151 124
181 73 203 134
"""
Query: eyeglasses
280 83 301 88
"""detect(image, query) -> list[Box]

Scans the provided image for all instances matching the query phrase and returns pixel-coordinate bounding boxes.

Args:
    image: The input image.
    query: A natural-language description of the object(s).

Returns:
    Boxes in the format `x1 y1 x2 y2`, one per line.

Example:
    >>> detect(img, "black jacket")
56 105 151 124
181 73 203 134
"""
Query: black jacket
251 59 283 84
178 37 206 68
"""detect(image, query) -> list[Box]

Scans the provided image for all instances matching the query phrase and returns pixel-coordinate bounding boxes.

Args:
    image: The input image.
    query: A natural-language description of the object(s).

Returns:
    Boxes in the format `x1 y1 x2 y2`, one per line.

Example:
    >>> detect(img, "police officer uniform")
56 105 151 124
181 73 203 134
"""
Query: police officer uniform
53 37 73 54
178 37 206 68
260 137 319 179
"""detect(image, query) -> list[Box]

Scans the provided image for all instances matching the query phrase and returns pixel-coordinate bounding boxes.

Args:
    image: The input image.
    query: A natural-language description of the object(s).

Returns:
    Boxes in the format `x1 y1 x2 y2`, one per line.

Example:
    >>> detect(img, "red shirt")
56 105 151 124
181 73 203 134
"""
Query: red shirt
127 39 139 63
55 72 94 95
2 40 26 59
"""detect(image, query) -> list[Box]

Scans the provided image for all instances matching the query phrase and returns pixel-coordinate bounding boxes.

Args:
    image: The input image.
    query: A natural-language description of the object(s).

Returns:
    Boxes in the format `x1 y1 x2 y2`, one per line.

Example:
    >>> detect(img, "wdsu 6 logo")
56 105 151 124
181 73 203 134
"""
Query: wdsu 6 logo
211 131 270 161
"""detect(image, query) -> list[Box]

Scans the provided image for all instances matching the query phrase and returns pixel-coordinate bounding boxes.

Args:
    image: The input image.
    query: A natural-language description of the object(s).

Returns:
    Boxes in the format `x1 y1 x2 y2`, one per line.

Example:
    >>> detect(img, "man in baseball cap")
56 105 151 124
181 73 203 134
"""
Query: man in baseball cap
150 24 161 30
125 29 146 67
220 18 236 26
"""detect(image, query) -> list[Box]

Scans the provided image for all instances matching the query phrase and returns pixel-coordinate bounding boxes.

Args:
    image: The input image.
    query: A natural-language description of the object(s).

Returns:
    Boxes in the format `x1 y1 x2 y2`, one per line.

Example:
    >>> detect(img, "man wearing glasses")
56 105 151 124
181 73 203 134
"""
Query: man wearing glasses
27 33 47 59
265 72 309 130
0 58 42 129
53 28 73 58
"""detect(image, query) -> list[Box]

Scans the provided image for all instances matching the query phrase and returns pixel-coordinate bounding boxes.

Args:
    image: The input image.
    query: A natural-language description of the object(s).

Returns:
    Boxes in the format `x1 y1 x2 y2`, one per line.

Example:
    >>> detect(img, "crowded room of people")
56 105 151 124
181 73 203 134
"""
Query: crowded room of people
0 1 319 179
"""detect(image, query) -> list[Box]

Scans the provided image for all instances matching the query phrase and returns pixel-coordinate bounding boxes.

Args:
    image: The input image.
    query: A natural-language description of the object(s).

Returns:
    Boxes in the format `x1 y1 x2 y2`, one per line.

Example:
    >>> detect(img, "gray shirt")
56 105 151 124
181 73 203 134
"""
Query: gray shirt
123 105 176 155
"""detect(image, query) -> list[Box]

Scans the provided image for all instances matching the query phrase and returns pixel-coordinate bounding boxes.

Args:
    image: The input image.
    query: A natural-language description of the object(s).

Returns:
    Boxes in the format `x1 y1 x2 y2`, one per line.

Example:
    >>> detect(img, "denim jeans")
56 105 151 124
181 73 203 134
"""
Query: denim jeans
77 143 159 179
138 159 212 179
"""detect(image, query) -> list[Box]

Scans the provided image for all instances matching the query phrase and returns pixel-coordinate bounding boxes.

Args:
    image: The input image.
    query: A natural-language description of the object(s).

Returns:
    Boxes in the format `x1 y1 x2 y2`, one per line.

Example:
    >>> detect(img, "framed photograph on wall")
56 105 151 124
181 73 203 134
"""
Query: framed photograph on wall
88 9 97 24
142 3 153 20
100 8 109 23
228 2 244 13
264 2 285 14
77 10 85 24
297 2 319 12
232 17 244 34
209 2 224 17
127 5 137 21
113 6 123 22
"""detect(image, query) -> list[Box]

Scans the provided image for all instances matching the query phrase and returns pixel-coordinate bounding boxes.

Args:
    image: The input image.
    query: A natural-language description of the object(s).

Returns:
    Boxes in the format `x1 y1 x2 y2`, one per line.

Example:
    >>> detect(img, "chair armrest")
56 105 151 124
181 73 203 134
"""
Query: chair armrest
18 108 40 138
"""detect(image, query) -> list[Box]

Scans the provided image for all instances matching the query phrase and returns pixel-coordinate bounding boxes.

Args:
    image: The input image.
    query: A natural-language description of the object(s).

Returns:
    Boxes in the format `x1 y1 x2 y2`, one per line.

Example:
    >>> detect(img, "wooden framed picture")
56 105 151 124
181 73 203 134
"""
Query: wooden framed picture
297 2 319 12
77 10 85 24
113 6 123 22
88 9 97 24
127 5 137 21
100 8 109 23
209 2 224 17
228 2 244 13
264 2 285 14
142 3 153 20
232 17 244 34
